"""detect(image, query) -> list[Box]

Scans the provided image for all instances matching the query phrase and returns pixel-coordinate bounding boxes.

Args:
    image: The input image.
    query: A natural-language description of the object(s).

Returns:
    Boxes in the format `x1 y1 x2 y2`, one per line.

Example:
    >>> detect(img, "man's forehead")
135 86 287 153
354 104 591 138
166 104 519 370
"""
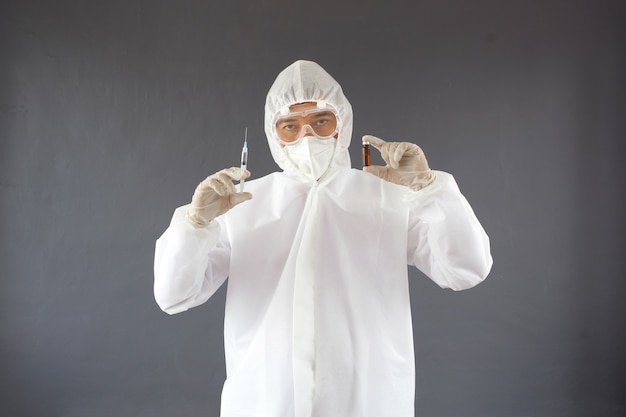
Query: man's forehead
289 102 317 112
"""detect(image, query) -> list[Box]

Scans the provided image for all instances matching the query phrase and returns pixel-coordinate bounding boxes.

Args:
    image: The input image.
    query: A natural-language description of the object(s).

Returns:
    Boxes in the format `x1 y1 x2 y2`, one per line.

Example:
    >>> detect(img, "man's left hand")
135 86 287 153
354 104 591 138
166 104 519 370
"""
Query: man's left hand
362 135 435 191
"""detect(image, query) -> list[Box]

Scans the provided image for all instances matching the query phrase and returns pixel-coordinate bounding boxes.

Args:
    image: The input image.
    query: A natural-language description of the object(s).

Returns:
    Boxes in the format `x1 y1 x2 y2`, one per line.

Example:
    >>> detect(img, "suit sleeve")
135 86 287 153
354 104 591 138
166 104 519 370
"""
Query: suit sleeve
406 171 493 290
154 205 231 314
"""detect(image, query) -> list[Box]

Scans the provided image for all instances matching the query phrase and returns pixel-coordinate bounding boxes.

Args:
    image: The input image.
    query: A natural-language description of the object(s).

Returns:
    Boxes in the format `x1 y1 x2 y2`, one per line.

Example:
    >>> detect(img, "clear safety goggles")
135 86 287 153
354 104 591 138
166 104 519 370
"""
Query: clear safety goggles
273 102 339 145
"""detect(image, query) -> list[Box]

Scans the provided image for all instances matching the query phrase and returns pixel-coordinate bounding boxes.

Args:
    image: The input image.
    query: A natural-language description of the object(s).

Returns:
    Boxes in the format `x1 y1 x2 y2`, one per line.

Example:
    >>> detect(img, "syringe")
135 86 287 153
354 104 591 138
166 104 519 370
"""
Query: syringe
239 128 248 193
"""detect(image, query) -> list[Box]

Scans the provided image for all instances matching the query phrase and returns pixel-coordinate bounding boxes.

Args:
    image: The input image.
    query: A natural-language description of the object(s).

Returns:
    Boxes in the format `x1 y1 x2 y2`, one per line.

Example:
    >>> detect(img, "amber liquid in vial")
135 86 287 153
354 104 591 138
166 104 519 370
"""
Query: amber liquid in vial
362 141 371 167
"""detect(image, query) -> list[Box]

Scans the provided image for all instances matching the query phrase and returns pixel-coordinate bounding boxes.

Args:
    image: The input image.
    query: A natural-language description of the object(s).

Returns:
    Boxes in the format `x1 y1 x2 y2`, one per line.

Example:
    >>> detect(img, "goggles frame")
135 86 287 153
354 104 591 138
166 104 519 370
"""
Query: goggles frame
272 101 341 146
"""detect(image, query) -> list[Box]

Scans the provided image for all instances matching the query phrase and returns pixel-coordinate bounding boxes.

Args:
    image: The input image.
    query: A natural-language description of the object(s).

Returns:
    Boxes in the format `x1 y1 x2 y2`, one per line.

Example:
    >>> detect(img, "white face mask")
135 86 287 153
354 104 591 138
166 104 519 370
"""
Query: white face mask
283 136 337 181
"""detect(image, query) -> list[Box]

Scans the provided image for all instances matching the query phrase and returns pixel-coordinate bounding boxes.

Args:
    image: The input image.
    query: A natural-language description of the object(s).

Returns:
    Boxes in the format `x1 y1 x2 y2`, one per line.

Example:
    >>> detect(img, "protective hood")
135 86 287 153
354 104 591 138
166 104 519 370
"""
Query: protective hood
264 60 353 177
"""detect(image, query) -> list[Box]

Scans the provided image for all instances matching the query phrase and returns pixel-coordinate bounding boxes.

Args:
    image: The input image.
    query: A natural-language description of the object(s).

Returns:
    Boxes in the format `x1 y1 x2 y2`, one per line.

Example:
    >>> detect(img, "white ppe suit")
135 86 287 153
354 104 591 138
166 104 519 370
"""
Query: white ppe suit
154 60 493 417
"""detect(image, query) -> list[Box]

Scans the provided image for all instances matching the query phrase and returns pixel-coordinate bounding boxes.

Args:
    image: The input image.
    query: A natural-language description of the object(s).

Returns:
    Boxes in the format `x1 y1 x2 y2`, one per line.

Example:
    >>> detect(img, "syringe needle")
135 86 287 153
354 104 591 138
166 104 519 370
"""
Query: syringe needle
239 128 248 193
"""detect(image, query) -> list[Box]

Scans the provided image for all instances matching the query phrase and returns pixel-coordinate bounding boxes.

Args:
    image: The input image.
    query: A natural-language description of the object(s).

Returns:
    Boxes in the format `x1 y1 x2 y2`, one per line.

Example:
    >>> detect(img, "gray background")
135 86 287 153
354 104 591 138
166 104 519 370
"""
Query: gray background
1 0 624 416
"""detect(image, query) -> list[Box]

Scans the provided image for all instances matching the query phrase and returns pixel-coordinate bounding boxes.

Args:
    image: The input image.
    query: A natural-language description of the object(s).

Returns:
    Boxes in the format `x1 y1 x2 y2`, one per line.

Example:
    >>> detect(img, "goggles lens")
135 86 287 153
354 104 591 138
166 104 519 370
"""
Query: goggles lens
275 109 338 144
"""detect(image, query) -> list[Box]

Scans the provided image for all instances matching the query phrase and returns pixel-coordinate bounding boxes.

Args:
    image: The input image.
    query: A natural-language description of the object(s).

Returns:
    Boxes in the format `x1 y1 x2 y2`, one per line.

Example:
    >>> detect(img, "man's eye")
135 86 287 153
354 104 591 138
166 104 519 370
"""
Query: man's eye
315 119 329 126
284 124 297 131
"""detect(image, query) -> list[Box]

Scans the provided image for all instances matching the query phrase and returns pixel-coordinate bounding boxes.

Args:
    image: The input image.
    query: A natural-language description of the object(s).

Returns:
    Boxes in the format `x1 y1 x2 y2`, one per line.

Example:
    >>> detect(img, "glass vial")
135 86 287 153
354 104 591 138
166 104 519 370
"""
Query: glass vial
362 140 371 167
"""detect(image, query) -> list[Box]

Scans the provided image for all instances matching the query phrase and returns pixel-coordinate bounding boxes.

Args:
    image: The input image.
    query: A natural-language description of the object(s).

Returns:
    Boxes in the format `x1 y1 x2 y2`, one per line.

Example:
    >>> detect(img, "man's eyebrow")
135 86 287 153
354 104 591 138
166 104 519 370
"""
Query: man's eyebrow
277 111 334 123
310 111 334 118
277 117 298 123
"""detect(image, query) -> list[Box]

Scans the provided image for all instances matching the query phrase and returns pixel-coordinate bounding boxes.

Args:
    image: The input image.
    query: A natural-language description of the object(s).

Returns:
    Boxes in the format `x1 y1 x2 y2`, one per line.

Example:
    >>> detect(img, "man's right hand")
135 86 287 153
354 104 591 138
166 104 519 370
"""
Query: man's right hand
185 167 252 227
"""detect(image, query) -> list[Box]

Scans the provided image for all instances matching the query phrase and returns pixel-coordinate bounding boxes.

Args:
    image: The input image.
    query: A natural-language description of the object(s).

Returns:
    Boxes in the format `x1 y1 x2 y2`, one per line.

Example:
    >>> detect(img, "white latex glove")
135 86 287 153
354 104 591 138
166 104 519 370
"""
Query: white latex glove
362 135 435 191
185 167 252 227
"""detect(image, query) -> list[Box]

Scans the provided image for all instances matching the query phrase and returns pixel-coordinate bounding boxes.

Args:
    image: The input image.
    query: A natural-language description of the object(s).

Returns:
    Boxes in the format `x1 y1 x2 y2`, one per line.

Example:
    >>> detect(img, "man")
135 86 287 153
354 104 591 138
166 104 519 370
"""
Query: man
154 60 492 417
